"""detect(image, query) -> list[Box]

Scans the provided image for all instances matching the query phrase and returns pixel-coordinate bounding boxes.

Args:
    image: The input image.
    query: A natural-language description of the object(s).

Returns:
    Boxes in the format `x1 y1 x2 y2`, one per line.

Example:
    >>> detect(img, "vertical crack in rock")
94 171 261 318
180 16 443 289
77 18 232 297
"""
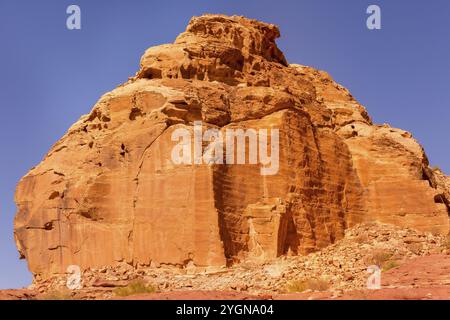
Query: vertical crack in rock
130 125 169 263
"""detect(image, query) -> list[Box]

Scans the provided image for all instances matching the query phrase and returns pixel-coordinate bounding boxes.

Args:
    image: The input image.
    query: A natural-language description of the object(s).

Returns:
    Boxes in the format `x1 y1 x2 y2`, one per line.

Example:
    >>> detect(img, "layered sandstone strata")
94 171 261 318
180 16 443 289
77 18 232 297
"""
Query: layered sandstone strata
14 15 449 279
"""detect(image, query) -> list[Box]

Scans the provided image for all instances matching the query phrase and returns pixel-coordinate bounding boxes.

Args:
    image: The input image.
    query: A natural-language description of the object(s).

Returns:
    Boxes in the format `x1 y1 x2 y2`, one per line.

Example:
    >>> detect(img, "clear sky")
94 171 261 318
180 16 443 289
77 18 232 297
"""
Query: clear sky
0 0 449 289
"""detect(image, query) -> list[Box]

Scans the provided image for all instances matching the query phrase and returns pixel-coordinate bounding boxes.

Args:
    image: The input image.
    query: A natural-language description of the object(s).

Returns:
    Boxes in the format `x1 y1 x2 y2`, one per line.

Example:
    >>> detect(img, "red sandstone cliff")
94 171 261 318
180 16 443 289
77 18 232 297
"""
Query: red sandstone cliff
14 15 449 280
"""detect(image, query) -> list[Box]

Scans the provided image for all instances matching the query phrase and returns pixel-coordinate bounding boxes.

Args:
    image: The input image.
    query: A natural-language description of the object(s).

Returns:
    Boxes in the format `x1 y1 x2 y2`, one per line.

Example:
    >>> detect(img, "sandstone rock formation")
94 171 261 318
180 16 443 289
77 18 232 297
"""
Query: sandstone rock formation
9 222 449 300
14 14 449 280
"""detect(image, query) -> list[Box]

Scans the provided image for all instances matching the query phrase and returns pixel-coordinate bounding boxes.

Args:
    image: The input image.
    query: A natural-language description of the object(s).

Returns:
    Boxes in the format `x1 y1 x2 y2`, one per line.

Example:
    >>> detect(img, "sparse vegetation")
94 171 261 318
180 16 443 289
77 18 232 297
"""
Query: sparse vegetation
382 260 400 272
113 280 156 297
430 165 442 172
367 249 401 272
39 289 74 300
286 278 330 293
369 249 393 267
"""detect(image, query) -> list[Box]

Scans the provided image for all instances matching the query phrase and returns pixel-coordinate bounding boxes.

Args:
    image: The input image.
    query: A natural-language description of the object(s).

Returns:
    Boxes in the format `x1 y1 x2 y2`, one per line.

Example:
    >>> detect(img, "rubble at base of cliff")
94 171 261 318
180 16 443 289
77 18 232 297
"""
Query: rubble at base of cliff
27 222 449 300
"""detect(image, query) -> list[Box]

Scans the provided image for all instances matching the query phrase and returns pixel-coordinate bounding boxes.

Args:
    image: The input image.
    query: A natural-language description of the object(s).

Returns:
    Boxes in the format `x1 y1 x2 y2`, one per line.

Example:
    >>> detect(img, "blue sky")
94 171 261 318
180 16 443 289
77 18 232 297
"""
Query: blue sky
0 0 448 289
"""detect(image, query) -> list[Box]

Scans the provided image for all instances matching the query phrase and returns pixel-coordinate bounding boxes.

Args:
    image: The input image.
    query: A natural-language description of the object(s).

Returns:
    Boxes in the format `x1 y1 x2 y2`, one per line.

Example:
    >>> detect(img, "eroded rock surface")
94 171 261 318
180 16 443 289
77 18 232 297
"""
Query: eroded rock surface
14 14 449 280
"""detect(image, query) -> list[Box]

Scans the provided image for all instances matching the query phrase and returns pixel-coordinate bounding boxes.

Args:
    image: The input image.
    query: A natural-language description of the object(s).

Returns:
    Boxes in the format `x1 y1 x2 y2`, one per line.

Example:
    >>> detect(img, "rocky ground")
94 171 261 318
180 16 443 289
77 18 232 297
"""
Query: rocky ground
1 222 449 300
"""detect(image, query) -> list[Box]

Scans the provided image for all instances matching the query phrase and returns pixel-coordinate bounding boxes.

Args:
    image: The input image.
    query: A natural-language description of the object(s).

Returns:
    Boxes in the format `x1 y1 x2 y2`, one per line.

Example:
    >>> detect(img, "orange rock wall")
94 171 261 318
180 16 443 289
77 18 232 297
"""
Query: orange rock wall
14 15 449 278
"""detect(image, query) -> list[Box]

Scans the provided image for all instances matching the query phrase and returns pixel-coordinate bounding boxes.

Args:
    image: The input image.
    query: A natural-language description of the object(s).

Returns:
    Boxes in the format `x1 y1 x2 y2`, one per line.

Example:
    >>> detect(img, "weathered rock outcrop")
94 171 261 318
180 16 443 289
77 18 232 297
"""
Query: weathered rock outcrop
14 14 449 279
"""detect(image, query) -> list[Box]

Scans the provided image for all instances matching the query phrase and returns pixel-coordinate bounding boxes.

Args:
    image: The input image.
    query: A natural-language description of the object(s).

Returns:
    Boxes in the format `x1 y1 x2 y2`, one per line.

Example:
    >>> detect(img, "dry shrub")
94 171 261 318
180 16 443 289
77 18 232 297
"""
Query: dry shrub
381 260 400 272
366 249 401 272
368 249 393 267
39 288 74 300
286 278 330 293
113 280 156 297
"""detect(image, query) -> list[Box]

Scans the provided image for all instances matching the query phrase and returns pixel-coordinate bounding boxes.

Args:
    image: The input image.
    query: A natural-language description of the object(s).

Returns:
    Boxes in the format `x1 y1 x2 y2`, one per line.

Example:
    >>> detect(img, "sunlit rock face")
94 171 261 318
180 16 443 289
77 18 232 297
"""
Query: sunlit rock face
14 14 449 279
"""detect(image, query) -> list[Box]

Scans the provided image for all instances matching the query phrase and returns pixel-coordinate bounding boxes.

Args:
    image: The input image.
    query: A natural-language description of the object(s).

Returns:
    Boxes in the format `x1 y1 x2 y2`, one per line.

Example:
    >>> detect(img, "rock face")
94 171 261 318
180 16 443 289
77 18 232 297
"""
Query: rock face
14 15 449 279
